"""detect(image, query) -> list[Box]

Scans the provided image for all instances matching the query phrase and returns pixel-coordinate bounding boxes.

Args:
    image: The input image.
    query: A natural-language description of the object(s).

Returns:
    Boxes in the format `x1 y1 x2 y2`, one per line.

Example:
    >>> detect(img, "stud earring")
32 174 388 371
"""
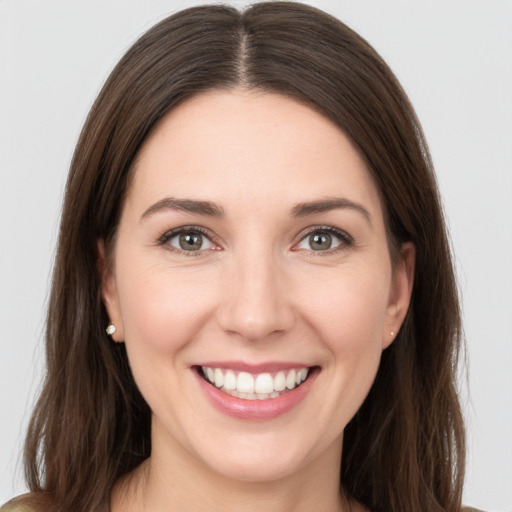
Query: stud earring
390 331 395 337
106 324 116 336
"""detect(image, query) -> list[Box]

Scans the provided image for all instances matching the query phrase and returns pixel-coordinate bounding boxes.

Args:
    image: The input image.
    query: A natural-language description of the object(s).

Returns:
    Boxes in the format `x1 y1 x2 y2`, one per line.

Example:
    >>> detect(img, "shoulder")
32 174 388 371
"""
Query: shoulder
0 494 48 512
0 500 35 512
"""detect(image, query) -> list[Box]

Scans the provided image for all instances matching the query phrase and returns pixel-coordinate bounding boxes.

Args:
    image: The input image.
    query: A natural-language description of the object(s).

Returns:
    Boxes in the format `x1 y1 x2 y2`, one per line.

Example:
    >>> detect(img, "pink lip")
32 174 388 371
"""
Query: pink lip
195 361 310 373
194 366 318 421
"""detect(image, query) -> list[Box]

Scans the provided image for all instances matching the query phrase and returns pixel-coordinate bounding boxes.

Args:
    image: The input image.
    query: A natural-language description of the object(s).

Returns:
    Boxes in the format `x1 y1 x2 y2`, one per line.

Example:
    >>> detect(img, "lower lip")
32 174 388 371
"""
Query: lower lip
195 368 317 420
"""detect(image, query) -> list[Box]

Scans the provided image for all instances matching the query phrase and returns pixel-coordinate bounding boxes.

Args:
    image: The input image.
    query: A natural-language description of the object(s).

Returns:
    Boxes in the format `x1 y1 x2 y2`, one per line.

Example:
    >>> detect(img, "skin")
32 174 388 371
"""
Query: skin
101 90 415 512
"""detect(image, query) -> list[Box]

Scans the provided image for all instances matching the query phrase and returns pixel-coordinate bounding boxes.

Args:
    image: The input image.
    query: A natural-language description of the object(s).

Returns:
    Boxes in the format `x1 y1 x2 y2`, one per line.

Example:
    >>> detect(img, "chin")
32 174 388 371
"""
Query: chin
189 428 327 484
206 452 305 483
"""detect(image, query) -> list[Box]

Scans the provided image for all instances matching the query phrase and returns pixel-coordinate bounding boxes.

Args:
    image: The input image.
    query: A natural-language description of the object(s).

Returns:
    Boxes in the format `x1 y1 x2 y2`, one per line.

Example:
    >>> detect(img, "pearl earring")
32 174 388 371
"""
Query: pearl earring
106 324 116 336
390 331 395 337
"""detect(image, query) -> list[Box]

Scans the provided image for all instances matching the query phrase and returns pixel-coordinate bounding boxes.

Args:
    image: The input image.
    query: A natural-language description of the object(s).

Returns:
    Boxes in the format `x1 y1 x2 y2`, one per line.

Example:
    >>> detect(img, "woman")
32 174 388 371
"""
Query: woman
1 2 481 511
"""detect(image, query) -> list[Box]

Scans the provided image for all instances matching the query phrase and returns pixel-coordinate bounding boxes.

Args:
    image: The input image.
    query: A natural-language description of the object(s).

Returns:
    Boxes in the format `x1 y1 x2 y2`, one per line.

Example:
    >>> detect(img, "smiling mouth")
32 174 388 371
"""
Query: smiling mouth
198 366 313 401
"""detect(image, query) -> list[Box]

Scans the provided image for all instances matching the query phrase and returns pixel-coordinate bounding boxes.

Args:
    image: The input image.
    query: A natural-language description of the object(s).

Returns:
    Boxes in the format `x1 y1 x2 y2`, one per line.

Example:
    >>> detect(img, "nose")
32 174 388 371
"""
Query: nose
216 250 295 342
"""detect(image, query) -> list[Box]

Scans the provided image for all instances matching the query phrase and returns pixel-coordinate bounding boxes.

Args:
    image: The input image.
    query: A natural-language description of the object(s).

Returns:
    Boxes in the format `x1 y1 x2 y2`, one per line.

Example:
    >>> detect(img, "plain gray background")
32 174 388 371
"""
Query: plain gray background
1 1 511 510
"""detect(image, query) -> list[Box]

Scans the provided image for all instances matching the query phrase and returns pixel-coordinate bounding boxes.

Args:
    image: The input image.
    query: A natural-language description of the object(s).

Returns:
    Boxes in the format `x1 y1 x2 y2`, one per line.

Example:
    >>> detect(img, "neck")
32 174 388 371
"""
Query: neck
112 428 352 512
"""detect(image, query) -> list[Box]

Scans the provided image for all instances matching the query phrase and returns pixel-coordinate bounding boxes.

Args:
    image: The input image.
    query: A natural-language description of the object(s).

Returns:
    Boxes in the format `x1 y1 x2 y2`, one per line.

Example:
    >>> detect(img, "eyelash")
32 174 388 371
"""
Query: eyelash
294 225 354 255
157 226 218 257
157 225 354 256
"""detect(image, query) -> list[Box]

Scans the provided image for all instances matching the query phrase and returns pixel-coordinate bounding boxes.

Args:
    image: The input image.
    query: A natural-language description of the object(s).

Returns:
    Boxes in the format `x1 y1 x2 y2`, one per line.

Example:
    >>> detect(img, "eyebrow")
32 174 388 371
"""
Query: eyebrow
141 196 371 225
290 197 372 225
141 197 225 220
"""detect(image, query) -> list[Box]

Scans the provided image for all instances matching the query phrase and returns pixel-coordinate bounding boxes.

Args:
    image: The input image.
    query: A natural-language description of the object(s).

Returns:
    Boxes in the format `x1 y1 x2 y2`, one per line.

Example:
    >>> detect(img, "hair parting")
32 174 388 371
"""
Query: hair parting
17 3 464 511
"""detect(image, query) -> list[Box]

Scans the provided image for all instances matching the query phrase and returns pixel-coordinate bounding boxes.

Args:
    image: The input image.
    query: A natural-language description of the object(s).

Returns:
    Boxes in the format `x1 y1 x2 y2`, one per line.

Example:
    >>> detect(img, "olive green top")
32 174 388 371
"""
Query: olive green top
0 502 33 512
0 498 487 512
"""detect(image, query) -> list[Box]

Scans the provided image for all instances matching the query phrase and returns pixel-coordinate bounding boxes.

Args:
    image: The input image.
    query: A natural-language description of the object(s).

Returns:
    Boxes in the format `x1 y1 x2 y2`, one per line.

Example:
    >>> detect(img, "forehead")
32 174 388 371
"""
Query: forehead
127 90 383 220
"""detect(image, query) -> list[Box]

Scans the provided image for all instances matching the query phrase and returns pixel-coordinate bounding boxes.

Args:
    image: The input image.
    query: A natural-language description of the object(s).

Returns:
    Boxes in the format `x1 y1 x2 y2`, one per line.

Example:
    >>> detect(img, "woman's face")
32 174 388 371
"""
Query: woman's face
101 90 414 483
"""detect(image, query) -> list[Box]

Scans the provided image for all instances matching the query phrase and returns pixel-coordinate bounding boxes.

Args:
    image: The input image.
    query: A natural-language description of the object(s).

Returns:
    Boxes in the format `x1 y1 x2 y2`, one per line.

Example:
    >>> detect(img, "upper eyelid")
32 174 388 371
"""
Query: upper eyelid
158 226 219 256
157 224 352 250
159 225 217 243
291 226 354 255
295 225 353 242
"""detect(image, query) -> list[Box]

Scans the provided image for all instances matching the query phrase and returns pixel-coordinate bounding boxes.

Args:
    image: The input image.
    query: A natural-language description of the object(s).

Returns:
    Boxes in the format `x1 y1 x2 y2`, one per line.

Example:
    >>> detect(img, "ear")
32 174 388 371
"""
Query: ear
97 239 124 342
383 242 415 349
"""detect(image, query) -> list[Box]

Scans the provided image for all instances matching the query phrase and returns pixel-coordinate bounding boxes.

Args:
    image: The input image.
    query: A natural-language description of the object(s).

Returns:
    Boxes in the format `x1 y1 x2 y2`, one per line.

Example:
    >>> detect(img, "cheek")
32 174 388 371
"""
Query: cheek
301 266 390 426
114 260 220 422
301 264 390 350
115 259 217 355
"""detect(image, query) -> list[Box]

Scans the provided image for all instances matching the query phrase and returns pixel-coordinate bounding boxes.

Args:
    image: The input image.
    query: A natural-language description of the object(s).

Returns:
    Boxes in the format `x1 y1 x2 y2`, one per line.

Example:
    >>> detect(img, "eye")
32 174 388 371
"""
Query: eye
294 227 352 252
162 228 216 253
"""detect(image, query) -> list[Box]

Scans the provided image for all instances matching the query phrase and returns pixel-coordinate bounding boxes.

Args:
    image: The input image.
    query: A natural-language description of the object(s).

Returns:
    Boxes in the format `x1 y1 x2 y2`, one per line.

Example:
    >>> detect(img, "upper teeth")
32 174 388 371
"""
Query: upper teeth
202 366 309 395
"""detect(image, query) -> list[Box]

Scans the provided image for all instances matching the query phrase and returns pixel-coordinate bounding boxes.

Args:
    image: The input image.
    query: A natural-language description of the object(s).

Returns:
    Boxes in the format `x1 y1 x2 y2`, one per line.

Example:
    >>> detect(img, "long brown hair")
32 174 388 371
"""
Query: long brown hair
19 2 464 511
